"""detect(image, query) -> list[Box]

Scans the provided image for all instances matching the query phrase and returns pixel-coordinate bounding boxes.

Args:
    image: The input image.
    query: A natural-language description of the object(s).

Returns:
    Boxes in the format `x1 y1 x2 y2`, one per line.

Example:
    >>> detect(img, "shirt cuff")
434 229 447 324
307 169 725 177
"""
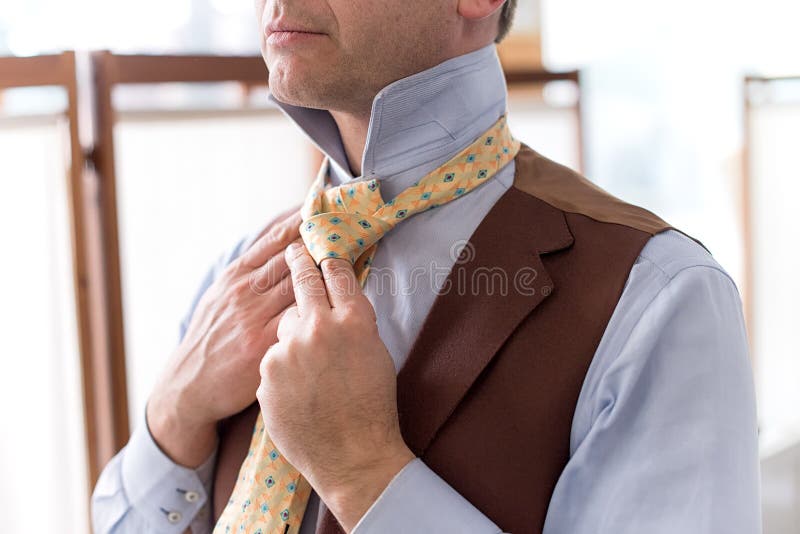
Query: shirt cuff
352 458 501 533
121 411 218 533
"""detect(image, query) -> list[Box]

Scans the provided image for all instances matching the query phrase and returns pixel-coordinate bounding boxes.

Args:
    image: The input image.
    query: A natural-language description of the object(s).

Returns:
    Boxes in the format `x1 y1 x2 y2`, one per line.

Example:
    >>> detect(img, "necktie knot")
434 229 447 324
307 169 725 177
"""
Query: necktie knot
299 114 519 285
316 178 385 216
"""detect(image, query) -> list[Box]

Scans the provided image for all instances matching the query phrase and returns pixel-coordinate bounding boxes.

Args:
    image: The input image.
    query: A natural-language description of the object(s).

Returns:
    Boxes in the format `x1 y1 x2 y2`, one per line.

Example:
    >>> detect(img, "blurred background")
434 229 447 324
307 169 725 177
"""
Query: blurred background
0 0 798 531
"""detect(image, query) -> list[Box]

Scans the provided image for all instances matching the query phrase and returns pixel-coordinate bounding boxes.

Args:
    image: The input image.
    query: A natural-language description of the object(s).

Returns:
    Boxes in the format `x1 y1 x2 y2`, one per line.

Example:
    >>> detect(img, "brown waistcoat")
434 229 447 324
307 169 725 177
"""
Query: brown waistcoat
211 145 683 533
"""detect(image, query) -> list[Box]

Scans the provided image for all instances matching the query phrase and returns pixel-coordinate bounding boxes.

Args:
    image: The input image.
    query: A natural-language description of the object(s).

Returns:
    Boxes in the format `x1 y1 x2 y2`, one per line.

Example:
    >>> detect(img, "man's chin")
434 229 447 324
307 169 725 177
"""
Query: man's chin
267 57 353 112
268 76 327 111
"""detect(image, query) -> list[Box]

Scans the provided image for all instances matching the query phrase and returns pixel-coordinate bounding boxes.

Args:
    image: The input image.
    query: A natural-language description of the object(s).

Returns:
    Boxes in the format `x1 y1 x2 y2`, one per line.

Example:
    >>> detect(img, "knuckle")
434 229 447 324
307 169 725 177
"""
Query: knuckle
229 277 253 299
268 221 293 245
276 310 290 330
293 267 323 294
228 276 250 295
280 307 297 324
307 313 327 332
250 262 281 294
337 303 360 322
293 266 318 284
298 315 325 343
260 347 281 380
282 335 302 356
228 255 246 274
339 299 375 325
285 243 307 261
246 270 266 295
239 241 267 268
220 263 246 289
323 263 353 292
256 383 267 404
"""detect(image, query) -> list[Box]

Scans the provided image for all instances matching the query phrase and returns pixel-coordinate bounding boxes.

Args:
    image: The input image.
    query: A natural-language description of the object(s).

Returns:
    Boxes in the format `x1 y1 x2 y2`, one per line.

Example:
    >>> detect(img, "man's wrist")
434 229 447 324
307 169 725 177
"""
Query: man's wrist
146 396 218 469
319 445 416 533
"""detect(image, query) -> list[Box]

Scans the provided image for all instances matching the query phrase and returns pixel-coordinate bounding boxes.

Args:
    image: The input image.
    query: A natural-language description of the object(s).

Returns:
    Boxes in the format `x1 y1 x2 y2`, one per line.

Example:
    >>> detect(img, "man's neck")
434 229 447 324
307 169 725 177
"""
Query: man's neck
271 43 507 197
330 109 370 177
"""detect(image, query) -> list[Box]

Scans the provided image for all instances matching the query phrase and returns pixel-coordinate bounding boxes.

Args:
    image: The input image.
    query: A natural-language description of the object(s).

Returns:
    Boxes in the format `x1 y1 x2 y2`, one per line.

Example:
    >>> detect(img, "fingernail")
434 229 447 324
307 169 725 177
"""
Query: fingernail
286 242 302 255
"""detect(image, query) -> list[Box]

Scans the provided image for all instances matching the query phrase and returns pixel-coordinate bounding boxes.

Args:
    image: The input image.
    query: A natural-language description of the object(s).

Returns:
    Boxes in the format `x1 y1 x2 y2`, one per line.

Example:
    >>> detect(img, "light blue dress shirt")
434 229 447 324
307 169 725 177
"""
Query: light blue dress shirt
92 44 761 534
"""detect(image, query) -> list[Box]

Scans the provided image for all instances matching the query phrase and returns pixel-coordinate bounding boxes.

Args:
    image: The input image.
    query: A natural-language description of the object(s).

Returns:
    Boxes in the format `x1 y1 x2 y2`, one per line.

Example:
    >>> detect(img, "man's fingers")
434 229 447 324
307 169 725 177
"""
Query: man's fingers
320 259 360 309
248 250 291 296
286 242 330 315
258 272 295 326
240 210 302 269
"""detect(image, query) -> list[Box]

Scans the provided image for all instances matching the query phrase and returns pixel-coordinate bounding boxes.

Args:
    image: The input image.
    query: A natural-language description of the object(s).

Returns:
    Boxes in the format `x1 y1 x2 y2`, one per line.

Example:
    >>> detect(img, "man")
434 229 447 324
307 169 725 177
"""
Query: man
92 0 761 532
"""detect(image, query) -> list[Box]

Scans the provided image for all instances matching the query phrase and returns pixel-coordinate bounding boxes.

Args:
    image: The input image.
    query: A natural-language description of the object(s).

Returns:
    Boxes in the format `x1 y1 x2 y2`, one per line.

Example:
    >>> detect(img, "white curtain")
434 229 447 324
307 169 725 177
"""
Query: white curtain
0 115 89 533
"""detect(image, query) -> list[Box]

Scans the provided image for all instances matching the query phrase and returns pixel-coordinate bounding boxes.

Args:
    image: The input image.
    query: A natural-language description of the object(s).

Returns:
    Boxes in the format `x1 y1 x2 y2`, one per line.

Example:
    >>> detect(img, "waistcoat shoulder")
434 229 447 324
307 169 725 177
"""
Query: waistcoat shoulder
513 144 673 236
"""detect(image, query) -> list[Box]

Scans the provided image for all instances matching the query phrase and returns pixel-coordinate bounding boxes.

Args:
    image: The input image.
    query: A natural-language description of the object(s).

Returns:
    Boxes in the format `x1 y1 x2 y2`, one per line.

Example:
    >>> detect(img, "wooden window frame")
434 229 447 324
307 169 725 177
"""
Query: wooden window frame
0 52 107 488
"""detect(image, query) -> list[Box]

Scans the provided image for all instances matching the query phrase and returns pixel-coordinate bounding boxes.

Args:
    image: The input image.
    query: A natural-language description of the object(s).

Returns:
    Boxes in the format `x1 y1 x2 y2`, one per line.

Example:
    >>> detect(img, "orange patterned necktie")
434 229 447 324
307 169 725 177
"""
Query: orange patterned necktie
213 114 519 534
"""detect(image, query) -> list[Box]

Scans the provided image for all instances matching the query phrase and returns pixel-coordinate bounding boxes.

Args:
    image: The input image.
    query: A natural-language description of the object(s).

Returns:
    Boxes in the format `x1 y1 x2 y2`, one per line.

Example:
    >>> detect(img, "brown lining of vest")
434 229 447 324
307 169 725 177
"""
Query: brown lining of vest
513 144 673 236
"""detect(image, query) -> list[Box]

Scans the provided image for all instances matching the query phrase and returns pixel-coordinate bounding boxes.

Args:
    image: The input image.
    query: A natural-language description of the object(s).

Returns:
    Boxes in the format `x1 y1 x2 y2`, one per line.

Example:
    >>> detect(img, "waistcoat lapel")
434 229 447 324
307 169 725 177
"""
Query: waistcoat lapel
395 151 574 456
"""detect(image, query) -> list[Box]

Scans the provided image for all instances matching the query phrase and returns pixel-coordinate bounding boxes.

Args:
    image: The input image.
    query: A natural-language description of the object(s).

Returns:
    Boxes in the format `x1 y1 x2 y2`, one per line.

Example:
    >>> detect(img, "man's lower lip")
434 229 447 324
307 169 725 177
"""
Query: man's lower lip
267 31 324 46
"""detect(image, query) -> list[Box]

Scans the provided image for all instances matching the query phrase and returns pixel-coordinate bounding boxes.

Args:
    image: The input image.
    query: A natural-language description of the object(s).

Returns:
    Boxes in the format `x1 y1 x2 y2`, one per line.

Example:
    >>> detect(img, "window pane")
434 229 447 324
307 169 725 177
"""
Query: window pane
507 83 582 171
749 94 800 447
0 115 89 533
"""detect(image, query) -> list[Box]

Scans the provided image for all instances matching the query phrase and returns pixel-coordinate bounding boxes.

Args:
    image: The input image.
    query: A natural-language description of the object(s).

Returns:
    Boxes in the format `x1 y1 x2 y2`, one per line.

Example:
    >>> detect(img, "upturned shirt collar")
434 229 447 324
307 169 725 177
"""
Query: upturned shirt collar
270 43 508 200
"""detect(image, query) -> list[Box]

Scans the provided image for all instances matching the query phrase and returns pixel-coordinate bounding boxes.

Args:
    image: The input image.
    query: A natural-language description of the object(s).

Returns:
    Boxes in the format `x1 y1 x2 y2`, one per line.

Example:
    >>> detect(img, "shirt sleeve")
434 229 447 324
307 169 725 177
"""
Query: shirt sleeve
91 411 218 534
543 261 761 534
351 458 503 534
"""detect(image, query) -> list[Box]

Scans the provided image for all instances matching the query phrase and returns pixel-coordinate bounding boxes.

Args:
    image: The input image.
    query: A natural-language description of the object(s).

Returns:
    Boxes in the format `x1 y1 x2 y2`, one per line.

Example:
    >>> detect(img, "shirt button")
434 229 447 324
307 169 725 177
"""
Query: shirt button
167 511 182 524
184 491 200 503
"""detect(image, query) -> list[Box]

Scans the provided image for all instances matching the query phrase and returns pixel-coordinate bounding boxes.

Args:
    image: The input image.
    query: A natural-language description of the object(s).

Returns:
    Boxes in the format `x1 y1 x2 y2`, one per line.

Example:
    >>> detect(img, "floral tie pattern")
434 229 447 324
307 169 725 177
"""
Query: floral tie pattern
213 114 519 534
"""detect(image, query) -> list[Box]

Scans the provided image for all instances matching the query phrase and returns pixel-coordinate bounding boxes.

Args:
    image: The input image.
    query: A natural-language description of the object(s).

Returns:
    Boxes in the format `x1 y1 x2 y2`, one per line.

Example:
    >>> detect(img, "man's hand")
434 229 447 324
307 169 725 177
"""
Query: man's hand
146 211 301 467
257 243 416 533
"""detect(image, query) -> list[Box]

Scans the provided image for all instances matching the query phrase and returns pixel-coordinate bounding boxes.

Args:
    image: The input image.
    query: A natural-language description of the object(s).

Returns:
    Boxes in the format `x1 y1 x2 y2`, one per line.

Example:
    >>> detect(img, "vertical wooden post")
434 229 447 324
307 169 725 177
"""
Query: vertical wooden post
61 50 103 493
86 50 131 469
